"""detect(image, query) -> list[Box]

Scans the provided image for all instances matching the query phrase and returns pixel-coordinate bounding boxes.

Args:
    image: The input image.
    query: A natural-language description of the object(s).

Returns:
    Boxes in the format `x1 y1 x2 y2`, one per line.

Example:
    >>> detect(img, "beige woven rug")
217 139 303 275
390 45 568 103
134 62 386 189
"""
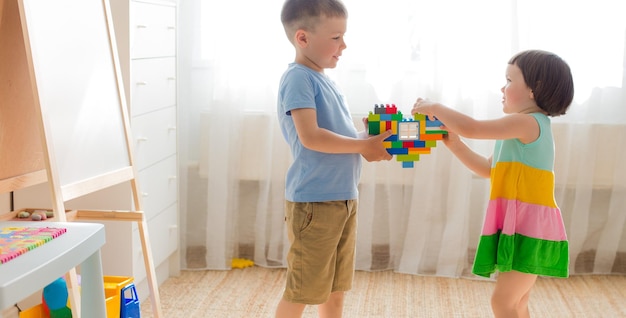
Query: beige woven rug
140 266 626 317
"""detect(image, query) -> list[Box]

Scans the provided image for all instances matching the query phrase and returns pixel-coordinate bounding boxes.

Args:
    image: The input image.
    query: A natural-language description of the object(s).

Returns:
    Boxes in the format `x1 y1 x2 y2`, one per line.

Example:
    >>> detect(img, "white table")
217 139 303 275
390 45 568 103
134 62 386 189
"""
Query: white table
0 222 106 318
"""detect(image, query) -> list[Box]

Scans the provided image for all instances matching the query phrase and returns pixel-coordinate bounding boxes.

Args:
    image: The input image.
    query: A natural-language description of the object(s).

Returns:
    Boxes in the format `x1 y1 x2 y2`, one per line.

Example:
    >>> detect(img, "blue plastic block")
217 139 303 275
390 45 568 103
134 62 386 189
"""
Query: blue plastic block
413 140 426 147
387 148 409 155
426 119 444 127
385 134 398 142
120 283 140 318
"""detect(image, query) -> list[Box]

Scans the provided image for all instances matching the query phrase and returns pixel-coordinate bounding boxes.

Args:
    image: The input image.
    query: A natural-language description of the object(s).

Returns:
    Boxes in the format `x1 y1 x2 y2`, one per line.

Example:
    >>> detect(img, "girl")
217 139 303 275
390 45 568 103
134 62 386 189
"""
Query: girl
412 50 574 318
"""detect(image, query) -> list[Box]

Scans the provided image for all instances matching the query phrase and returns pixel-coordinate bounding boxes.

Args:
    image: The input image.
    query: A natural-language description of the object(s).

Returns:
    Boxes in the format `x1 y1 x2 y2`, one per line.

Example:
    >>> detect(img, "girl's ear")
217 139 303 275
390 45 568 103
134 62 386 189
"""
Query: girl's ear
530 81 541 100
295 29 308 48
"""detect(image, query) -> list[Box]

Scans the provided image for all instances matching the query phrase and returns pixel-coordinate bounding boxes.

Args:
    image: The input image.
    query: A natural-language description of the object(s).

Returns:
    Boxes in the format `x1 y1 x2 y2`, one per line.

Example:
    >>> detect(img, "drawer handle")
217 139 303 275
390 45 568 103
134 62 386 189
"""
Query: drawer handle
142 192 149 197
168 176 177 181
136 24 148 29
167 77 176 81
137 137 148 142
168 126 177 132
167 26 176 30
136 81 148 86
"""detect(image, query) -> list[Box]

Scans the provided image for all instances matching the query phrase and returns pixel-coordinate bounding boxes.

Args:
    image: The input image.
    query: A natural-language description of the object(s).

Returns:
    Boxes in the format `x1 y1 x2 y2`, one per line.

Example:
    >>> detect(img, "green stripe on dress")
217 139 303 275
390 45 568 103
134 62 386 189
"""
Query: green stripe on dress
472 232 569 278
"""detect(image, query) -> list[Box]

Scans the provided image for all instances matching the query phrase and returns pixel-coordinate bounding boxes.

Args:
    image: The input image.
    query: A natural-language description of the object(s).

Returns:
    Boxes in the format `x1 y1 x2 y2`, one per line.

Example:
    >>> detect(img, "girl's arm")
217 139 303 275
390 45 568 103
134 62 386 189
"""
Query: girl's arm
442 130 492 178
291 108 393 161
412 99 540 144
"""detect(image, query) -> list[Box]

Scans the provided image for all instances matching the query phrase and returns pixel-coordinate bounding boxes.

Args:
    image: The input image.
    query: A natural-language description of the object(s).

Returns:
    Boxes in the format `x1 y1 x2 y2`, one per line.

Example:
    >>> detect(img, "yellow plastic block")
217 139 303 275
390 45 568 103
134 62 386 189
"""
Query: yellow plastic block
408 148 431 154
232 258 255 268
19 305 43 318
104 276 134 318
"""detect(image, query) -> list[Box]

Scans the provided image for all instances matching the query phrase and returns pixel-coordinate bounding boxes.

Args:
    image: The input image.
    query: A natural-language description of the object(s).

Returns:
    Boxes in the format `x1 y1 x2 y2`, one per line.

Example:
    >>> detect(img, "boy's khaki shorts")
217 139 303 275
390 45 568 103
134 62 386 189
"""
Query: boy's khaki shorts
283 200 357 304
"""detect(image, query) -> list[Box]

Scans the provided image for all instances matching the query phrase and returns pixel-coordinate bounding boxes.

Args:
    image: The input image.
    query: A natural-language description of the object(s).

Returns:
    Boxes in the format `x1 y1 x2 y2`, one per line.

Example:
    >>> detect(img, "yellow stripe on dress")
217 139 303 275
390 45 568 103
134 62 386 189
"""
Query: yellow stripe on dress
490 161 557 208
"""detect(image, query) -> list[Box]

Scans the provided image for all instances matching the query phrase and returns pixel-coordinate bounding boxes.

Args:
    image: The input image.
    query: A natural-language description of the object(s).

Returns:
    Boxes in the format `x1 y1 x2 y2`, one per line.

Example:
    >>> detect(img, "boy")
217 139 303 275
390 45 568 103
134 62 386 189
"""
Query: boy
276 0 392 317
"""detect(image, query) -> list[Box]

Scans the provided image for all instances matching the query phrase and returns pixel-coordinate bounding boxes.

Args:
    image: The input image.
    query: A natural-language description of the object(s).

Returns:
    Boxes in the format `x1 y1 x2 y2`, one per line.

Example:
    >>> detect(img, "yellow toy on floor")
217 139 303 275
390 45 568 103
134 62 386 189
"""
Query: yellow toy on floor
231 258 254 269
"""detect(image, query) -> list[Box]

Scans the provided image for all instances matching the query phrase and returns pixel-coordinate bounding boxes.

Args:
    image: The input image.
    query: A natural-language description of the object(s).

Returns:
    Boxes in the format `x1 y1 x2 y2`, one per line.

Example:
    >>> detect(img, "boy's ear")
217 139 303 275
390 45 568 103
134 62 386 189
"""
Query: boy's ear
295 29 308 48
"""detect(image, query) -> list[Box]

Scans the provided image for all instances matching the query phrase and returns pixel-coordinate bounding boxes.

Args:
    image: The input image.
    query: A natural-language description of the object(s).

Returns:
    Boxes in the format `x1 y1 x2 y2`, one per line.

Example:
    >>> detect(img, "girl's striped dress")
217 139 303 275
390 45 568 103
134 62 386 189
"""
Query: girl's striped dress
472 113 569 278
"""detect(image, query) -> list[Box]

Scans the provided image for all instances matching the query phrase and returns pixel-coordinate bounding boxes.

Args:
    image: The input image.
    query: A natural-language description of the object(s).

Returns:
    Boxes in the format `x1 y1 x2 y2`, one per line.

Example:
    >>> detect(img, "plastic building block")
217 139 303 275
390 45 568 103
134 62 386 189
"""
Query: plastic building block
120 283 140 318
232 258 255 268
368 104 447 168
104 276 139 318
42 277 71 318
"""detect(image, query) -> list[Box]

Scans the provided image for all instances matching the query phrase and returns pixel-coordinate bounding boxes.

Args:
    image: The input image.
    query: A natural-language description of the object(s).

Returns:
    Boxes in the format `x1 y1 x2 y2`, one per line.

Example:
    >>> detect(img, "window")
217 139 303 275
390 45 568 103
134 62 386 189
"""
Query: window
399 121 420 141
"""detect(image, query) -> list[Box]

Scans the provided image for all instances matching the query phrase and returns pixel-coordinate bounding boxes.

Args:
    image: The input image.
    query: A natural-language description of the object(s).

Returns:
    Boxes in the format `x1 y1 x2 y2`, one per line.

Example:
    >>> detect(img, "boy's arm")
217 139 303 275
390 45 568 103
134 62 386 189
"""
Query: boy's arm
291 108 392 161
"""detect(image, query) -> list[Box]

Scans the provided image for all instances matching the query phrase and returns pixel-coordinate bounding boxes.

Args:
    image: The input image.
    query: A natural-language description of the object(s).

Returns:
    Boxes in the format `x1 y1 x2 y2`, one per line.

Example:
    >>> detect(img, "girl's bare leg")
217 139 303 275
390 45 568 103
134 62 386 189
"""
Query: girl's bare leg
491 271 537 318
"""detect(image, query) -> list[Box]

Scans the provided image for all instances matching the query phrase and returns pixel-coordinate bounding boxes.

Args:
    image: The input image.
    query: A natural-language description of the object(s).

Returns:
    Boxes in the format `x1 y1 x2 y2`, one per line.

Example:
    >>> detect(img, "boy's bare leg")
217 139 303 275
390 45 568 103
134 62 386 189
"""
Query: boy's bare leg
491 271 537 318
275 298 305 318
318 291 345 318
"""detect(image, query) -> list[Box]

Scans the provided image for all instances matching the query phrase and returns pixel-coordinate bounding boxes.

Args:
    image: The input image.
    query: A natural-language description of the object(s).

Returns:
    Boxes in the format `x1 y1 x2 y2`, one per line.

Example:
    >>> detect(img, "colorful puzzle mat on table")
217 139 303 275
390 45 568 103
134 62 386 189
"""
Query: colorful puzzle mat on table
0 227 67 264
368 104 448 168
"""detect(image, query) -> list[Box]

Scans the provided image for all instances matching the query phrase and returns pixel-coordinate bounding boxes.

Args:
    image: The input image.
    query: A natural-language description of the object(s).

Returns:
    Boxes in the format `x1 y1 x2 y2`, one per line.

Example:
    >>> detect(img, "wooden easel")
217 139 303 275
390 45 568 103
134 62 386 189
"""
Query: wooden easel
0 0 163 317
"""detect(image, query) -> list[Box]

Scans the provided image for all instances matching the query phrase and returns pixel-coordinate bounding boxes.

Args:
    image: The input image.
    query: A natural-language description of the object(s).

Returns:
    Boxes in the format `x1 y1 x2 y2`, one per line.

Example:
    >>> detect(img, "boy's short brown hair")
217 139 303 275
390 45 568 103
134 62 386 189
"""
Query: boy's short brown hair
280 0 347 43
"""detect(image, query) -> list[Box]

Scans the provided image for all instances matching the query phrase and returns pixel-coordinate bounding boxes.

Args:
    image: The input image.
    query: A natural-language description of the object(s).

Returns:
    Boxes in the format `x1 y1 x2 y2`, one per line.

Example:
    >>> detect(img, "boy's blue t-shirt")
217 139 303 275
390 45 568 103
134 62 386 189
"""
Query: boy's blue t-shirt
277 63 362 202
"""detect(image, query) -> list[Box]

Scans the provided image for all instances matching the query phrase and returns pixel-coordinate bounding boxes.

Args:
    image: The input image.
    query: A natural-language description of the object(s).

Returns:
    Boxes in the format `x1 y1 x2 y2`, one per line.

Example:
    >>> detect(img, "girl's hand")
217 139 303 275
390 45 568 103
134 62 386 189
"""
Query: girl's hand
440 125 461 148
411 97 437 119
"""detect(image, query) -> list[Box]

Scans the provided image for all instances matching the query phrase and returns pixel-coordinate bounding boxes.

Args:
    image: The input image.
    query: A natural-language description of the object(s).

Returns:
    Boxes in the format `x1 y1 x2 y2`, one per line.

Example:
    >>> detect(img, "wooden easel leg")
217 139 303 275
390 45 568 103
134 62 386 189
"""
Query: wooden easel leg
66 268 81 318
138 217 163 318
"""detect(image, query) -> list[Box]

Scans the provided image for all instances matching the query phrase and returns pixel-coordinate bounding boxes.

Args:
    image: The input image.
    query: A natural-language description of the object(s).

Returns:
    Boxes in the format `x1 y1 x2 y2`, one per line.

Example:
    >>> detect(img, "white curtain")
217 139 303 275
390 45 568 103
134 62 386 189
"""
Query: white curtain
177 0 626 277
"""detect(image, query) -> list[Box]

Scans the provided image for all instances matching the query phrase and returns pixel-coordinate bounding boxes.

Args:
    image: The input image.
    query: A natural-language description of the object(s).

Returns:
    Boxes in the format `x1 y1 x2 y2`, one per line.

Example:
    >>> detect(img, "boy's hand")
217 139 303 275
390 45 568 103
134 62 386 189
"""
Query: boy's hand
362 130 393 162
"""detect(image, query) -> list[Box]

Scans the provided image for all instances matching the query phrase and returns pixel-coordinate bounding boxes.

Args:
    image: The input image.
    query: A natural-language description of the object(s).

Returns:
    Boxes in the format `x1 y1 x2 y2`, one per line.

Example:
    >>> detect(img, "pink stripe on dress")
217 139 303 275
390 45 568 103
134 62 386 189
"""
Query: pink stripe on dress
481 198 567 241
